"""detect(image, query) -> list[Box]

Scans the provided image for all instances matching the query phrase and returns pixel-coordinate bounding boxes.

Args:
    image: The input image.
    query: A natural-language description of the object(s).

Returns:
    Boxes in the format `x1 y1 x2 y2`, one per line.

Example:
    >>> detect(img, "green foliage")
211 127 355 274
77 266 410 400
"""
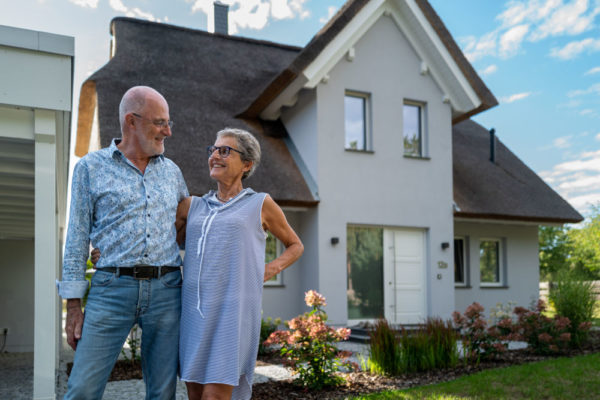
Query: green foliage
513 300 572 354
549 271 596 347
452 303 509 360
264 291 352 390
258 316 281 355
366 319 401 376
539 225 573 281
351 353 600 400
121 324 141 364
398 319 459 373
367 318 459 376
569 205 600 278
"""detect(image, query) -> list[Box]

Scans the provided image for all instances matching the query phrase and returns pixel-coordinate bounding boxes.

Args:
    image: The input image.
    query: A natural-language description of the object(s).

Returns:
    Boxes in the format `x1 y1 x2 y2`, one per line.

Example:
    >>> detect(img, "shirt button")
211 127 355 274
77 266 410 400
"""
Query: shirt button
147 195 150 199
147 214 150 217
147 234 150 238
144 254 148 257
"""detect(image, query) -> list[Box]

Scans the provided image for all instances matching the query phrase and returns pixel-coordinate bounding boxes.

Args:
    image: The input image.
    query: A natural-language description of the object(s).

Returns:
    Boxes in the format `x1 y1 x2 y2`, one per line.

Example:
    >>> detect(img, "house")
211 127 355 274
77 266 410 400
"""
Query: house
74 0 582 328
0 25 73 399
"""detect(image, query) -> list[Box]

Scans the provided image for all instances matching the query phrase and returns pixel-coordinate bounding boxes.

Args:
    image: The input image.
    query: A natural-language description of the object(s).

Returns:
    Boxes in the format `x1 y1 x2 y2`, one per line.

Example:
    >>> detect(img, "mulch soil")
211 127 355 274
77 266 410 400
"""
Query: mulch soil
67 331 600 399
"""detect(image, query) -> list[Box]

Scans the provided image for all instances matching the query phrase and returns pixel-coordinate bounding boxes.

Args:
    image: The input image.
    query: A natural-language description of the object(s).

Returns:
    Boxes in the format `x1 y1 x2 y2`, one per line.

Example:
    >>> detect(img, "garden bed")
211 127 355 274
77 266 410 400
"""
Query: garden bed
251 330 600 399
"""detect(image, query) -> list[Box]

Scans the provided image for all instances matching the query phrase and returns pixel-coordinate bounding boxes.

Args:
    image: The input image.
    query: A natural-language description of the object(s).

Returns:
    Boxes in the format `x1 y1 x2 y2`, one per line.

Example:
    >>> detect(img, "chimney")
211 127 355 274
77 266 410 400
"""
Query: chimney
214 1 229 35
489 128 496 163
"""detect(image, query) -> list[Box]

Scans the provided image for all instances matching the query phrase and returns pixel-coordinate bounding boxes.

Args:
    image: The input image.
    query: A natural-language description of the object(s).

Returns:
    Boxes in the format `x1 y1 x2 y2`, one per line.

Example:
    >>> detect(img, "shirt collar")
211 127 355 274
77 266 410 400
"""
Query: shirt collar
109 138 165 161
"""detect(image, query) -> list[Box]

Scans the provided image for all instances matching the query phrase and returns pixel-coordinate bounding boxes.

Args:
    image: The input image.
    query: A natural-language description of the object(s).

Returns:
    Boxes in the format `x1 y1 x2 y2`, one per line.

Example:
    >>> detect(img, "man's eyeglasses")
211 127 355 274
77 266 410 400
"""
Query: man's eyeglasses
132 113 174 128
206 145 244 158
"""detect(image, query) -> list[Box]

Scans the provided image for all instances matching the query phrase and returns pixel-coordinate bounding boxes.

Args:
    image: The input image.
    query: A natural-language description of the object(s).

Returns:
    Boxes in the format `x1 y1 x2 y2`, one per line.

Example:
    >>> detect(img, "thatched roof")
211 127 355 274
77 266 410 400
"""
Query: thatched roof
78 17 315 206
75 3 581 222
453 120 583 223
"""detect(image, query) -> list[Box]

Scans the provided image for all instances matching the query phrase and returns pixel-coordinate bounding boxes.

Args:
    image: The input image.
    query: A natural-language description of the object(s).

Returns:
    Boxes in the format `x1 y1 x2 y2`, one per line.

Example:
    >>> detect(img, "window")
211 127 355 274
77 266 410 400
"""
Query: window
479 239 502 285
347 226 383 319
403 101 425 157
454 237 467 286
264 231 283 286
344 92 370 151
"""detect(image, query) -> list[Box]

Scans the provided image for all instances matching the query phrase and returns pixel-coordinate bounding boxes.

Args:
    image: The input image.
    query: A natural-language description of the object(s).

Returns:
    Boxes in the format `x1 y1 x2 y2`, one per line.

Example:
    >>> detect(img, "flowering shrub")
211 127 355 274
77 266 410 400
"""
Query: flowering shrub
452 302 510 360
258 316 281 355
512 300 572 354
264 290 353 389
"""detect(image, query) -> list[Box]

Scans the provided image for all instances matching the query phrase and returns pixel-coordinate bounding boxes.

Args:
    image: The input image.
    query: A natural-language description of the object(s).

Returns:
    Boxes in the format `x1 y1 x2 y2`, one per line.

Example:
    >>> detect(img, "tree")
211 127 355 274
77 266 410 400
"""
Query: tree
539 225 572 281
568 205 600 279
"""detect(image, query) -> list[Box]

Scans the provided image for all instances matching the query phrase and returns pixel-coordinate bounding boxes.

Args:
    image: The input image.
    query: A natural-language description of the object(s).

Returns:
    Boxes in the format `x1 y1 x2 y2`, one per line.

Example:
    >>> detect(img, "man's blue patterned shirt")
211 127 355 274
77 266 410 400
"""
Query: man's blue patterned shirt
58 139 189 299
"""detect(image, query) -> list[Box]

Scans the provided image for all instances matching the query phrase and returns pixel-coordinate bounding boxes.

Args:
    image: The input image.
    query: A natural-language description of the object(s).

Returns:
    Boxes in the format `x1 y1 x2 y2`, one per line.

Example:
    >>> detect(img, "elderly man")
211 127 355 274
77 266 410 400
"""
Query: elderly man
57 86 188 399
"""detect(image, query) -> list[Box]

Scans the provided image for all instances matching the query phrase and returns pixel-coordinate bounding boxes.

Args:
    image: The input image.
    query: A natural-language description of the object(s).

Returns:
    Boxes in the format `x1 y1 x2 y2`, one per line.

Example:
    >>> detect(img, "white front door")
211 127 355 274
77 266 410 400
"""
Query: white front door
383 228 426 324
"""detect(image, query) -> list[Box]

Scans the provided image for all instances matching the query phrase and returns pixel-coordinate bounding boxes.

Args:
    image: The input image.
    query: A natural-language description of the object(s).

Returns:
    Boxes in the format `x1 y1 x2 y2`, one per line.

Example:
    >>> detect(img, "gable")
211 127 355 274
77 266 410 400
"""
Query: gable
244 0 497 122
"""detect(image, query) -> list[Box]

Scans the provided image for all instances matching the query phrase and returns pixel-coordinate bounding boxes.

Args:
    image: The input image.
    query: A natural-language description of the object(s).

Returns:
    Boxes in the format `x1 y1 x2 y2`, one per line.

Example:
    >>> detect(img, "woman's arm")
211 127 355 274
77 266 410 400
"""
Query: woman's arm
262 194 304 282
176 196 192 246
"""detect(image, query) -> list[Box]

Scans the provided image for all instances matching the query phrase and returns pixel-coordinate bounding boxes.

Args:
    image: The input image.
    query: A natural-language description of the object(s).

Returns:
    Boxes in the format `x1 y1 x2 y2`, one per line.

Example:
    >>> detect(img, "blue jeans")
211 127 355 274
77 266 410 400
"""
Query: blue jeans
64 269 182 400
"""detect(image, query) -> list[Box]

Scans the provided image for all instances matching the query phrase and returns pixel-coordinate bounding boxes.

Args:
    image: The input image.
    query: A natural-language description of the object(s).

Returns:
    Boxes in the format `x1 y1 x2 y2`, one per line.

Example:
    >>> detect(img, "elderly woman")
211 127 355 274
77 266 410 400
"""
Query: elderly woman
176 128 303 400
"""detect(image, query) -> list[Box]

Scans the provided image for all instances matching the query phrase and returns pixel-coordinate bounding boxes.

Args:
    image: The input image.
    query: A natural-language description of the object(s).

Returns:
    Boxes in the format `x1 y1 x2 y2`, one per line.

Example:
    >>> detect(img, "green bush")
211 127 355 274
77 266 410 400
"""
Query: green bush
367 318 459 376
367 319 402 376
258 316 281 355
550 271 596 347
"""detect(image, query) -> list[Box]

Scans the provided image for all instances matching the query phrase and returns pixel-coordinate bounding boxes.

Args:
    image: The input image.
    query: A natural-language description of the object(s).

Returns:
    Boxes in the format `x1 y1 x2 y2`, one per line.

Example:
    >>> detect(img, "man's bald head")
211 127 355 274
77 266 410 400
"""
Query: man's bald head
119 86 167 128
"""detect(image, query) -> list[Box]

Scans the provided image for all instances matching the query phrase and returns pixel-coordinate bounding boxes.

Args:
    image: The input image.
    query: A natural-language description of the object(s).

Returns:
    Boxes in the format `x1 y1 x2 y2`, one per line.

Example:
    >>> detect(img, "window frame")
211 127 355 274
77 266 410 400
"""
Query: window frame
454 236 469 287
264 231 284 286
344 90 372 152
402 100 427 158
479 238 504 287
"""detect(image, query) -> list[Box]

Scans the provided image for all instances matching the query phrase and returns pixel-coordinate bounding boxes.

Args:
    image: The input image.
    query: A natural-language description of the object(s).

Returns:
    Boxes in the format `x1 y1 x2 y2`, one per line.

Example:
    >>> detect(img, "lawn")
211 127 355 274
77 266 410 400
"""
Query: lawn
351 353 600 400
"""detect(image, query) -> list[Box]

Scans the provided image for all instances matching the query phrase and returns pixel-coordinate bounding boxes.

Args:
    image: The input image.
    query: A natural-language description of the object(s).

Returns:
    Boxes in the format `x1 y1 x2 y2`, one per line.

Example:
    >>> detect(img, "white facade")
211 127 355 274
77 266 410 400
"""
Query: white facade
0 25 73 400
262 6 542 325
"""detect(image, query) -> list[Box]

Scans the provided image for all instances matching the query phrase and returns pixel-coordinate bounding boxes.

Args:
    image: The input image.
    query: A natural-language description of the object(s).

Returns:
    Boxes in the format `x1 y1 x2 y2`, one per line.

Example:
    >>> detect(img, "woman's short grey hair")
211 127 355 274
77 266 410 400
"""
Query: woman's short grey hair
216 128 261 179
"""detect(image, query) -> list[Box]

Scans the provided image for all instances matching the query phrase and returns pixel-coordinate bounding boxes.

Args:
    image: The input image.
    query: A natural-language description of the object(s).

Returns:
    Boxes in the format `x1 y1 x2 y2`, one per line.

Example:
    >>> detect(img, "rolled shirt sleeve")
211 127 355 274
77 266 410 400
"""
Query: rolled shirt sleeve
57 160 92 299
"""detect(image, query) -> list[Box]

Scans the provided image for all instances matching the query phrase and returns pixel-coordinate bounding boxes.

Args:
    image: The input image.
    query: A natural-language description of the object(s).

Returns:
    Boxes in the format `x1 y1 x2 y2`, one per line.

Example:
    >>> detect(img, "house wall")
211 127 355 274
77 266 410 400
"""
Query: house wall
454 221 540 315
281 14 456 325
261 210 316 321
0 240 35 352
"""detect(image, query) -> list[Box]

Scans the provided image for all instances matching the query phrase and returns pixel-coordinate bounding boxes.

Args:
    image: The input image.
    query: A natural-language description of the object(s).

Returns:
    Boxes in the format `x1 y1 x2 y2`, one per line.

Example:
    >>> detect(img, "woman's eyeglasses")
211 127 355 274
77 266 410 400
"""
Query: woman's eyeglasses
206 145 244 158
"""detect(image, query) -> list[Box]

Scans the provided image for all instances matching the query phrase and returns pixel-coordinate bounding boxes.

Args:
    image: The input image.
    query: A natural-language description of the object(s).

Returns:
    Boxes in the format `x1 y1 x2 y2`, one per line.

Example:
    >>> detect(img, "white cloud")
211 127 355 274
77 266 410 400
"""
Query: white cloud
499 24 529 57
461 31 498 62
480 64 498 76
500 91 532 103
595 132 600 141
567 82 600 97
552 135 573 148
109 0 127 13
579 108 594 115
108 0 158 21
188 0 310 33
550 37 600 59
320 6 338 24
460 0 600 62
68 0 98 8
530 0 599 41
584 66 600 75
540 149 600 214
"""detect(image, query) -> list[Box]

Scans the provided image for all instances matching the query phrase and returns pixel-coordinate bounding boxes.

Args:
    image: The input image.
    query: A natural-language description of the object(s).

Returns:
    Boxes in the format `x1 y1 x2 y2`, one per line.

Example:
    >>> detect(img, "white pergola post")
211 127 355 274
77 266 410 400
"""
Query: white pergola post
33 109 59 400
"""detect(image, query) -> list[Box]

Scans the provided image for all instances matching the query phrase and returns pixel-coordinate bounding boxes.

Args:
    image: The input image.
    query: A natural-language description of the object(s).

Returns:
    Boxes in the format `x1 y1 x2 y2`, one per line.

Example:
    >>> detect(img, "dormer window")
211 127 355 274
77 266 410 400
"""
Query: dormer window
403 101 426 157
344 91 371 151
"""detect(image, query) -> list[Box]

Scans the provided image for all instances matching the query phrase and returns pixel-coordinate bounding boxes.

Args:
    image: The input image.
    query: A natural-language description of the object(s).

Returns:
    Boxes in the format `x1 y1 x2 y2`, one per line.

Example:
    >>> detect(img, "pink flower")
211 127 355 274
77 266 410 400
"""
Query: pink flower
465 302 484 319
559 332 571 342
336 327 351 341
538 333 552 343
305 290 327 307
578 321 592 331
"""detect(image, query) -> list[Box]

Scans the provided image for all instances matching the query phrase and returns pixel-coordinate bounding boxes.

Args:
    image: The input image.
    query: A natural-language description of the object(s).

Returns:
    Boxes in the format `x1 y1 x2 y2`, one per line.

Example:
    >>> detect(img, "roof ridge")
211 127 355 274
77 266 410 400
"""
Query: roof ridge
110 16 303 52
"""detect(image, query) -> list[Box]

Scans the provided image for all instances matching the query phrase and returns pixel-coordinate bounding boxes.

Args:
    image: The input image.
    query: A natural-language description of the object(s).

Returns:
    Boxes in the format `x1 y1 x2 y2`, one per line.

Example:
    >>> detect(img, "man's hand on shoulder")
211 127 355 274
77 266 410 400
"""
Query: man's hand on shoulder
66 298 84 350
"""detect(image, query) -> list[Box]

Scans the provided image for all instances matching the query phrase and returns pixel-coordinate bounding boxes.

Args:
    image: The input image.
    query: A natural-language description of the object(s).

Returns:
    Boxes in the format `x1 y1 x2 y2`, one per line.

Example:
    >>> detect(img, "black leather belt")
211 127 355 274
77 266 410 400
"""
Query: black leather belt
98 265 180 280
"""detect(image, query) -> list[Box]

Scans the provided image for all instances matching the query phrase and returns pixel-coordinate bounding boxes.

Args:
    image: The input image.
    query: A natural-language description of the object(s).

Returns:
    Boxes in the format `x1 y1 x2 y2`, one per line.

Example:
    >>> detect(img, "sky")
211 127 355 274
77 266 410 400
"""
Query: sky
1 0 599 218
